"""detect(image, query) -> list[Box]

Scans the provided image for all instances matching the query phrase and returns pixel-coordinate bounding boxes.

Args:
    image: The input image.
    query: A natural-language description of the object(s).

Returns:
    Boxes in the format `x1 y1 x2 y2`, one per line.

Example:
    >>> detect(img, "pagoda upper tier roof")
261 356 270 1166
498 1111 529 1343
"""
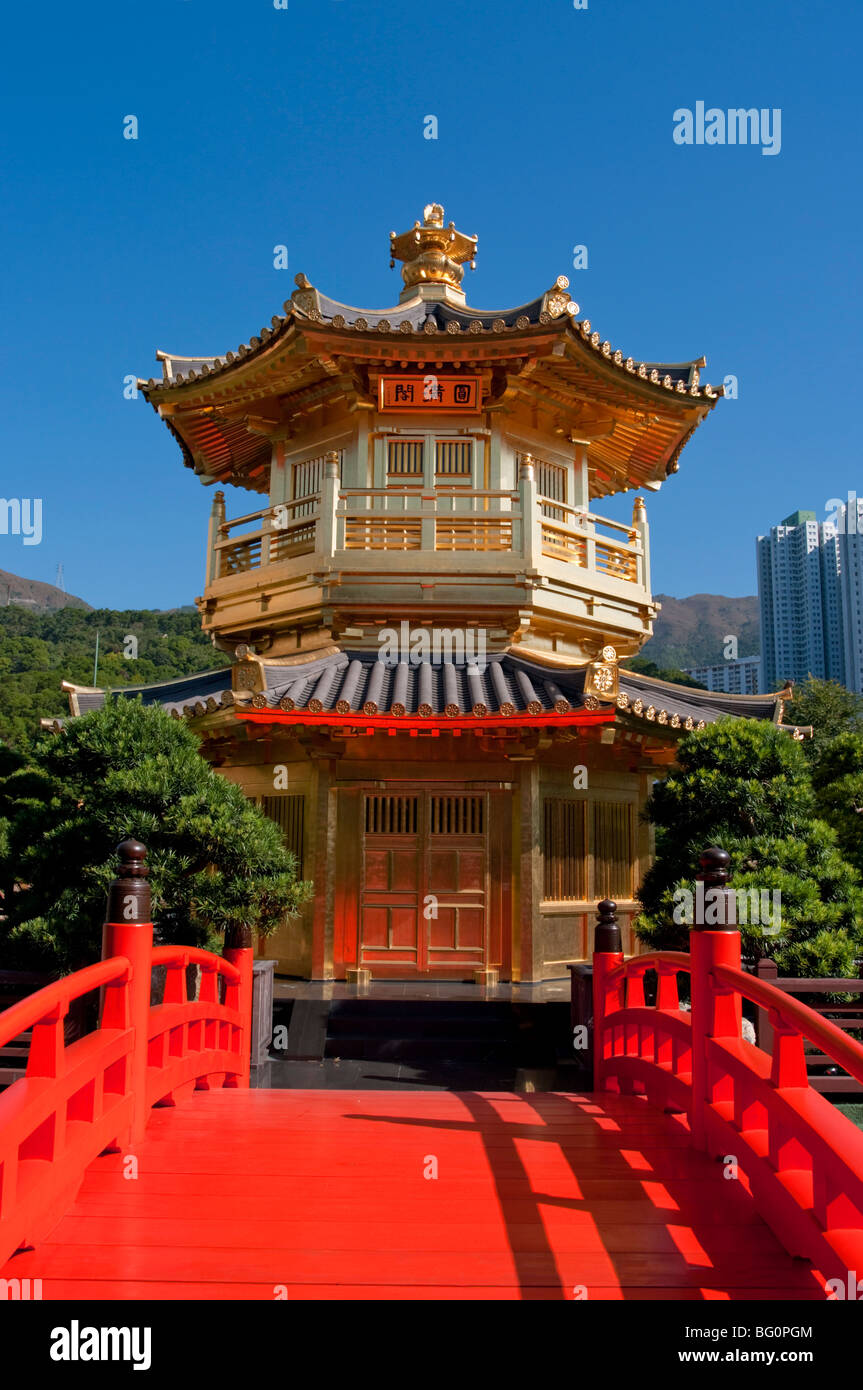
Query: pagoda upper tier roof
138 208 724 499
144 277 718 395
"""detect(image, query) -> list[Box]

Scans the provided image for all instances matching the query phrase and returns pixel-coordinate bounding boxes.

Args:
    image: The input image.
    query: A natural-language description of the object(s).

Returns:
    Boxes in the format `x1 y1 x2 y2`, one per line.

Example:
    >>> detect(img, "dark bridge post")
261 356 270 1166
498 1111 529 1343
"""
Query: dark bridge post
692 846 736 931
102 839 154 1147
591 898 625 1092
595 899 622 953
689 845 742 1152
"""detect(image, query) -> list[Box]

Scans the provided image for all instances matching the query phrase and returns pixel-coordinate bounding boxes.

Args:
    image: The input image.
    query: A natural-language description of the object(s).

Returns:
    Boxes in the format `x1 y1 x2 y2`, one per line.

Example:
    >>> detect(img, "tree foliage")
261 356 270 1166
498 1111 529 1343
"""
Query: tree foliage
635 718 863 976
0 699 310 973
785 677 863 757
809 731 863 878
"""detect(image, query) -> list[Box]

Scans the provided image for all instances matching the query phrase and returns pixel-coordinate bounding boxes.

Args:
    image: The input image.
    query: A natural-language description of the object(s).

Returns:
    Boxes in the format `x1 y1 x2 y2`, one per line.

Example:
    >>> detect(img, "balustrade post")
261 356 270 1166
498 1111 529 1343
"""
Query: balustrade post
584 520 596 573
632 495 650 591
101 839 153 1147
223 924 255 1088
318 450 341 556
518 454 542 570
421 490 436 551
206 489 226 585
689 846 742 1152
259 506 273 569
591 899 624 1092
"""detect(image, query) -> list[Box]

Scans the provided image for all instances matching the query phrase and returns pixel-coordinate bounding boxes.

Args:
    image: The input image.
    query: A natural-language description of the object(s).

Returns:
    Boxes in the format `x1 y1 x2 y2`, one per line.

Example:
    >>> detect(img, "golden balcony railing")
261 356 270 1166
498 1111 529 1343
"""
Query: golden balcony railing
339 487 520 556
435 517 514 551
214 495 321 576
207 484 645 588
344 516 423 550
540 500 640 583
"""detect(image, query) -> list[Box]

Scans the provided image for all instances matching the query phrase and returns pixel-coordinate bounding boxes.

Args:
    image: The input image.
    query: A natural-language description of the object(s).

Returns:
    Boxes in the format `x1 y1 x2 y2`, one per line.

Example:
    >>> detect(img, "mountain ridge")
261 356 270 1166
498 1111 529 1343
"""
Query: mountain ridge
641 592 760 669
0 568 90 612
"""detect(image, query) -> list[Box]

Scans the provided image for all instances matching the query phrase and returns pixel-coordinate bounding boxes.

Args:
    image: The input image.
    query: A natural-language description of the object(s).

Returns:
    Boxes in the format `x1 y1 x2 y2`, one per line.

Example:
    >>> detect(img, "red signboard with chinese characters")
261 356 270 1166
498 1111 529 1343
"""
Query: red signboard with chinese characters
379 374 482 412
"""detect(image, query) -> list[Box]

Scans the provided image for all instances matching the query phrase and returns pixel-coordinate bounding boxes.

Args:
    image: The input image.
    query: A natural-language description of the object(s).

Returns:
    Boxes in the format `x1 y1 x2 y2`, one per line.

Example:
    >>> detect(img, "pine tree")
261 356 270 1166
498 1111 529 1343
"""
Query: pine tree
0 698 311 972
785 677 863 758
635 719 863 976
809 731 863 877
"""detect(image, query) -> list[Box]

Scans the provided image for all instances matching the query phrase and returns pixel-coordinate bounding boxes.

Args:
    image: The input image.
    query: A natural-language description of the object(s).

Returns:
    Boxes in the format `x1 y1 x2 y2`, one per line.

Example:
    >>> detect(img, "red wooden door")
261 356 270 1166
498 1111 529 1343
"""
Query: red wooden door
359 792 488 977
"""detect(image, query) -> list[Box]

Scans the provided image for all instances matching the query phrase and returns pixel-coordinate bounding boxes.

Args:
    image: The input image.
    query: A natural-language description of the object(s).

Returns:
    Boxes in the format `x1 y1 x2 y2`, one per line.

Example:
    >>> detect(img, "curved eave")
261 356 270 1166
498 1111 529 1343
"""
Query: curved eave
138 285 721 493
618 670 790 726
139 284 721 407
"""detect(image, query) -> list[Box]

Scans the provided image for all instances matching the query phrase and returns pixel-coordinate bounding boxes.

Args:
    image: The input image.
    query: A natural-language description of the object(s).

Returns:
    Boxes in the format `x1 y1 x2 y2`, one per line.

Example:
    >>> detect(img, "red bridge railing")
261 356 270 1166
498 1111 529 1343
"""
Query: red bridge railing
593 847 863 1287
0 839 253 1269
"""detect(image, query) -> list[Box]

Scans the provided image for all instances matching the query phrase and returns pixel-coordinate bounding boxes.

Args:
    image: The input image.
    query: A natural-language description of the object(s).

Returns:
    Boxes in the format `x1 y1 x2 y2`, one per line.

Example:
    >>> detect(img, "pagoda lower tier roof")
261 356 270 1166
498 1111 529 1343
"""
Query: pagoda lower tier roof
58 652 797 735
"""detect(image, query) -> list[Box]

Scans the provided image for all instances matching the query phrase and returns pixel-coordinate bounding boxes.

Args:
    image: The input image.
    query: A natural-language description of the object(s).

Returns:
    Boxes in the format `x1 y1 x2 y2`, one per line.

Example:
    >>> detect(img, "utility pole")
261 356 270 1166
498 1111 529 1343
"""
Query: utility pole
93 629 100 687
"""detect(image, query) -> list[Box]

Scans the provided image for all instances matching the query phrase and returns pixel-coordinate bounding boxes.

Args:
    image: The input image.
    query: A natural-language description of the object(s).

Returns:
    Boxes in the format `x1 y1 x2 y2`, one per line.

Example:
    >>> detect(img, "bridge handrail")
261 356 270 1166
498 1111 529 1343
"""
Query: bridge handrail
0 839 254 1271
601 949 863 1085
591 851 863 1288
601 950 691 986
711 961 863 1086
150 944 241 982
0 957 131 1057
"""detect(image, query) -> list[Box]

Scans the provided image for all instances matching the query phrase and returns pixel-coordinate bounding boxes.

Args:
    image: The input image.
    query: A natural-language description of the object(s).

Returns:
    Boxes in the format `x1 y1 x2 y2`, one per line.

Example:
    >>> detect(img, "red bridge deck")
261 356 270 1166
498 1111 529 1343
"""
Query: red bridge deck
2 1088 829 1301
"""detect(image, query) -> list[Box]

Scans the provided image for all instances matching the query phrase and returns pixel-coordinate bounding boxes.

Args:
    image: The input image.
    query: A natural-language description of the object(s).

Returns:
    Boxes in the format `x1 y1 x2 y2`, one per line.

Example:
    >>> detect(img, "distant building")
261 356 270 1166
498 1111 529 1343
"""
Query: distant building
683 655 762 695
756 510 845 691
834 497 863 694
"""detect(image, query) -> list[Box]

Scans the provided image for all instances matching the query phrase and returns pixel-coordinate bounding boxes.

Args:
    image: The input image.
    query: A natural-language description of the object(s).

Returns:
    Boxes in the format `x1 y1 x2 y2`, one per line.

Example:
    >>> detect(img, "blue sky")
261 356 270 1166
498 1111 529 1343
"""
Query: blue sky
1 0 860 608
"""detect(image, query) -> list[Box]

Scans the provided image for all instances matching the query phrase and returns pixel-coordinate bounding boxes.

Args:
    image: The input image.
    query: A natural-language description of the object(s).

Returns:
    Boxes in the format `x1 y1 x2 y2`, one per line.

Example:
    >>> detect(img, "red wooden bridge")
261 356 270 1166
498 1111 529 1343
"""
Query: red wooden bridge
2 844 862 1301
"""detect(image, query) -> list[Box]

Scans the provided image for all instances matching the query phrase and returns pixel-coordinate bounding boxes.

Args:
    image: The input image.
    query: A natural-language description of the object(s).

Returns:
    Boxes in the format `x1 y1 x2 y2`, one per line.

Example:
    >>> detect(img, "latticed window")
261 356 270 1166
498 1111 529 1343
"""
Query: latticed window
535 457 567 505
435 440 472 477
543 799 587 900
364 794 419 834
260 794 305 874
387 440 424 476
592 802 635 900
429 795 484 835
543 798 636 901
520 451 568 521
290 452 343 517
292 455 324 502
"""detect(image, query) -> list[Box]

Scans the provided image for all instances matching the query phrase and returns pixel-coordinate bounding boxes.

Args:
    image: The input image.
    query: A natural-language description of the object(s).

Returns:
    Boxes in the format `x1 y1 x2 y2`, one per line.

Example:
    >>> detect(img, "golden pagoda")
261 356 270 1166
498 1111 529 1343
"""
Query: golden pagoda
62 206 789 982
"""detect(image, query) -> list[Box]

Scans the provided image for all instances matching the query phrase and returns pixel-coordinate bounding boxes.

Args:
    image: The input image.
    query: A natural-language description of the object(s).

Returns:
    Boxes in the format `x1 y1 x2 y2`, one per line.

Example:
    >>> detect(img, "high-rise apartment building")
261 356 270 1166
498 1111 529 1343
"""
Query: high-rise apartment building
834 496 863 693
756 510 845 691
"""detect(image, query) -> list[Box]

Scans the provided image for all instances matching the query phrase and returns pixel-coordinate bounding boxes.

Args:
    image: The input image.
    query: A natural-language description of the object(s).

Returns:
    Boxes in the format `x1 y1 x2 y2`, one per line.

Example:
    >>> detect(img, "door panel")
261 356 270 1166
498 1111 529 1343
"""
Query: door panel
390 851 420 892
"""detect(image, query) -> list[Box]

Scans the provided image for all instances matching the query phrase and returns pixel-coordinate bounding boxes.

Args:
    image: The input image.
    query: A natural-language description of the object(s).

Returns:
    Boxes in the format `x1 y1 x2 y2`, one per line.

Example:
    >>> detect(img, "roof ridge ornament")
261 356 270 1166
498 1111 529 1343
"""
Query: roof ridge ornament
542 275 579 320
291 271 320 318
389 203 478 305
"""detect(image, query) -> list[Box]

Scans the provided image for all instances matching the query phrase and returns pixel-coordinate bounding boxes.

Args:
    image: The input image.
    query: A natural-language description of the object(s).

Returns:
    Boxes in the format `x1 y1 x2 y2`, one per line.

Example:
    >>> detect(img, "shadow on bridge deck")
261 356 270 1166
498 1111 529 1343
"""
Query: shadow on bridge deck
0 1088 829 1301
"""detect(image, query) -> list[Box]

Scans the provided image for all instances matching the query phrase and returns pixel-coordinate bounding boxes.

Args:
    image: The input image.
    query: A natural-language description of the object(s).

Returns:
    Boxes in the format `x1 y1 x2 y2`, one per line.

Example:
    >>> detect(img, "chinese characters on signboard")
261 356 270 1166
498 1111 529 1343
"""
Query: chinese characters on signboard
379 374 481 412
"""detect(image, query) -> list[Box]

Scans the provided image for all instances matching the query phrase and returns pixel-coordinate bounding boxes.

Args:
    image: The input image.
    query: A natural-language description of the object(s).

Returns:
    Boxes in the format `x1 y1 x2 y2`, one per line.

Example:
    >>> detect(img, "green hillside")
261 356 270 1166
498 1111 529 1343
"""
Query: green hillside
0 606 230 748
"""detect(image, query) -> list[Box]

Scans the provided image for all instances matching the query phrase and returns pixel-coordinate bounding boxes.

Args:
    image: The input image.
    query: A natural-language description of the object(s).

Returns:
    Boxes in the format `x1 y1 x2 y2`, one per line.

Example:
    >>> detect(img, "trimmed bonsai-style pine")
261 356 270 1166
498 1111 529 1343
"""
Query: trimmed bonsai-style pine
0 697 310 972
635 718 863 976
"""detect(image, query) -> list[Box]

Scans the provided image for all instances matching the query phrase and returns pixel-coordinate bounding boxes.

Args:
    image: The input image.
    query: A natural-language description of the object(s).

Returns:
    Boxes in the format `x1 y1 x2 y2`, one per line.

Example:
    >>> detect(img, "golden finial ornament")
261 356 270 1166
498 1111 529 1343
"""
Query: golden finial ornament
390 204 478 301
